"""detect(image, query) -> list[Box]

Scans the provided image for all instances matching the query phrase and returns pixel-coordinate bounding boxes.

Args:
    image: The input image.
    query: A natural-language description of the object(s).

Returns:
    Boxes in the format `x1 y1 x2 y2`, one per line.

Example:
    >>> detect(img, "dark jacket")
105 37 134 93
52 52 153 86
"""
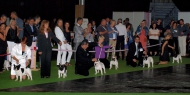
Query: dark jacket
76 44 92 65
37 31 60 52
127 42 144 60
24 24 38 46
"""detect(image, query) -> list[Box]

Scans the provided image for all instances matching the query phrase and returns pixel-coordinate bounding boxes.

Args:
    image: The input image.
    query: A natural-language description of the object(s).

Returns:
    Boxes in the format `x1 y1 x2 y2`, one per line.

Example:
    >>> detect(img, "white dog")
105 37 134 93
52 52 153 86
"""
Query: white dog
143 56 154 68
4 60 10 71
25 67 32 80
109 56 118 70
58 64 67 78
14 64 24 82
173 54 182 64
94 61 106 75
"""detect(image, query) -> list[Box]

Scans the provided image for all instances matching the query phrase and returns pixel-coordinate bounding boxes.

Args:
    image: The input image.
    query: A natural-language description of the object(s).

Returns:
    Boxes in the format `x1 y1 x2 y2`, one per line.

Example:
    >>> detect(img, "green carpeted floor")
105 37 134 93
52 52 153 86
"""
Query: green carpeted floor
0 56 189 90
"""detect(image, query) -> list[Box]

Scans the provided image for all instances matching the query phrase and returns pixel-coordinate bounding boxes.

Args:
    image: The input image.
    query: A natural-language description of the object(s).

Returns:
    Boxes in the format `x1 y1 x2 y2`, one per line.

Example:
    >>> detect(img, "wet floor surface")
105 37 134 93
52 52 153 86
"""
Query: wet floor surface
1 64 190 93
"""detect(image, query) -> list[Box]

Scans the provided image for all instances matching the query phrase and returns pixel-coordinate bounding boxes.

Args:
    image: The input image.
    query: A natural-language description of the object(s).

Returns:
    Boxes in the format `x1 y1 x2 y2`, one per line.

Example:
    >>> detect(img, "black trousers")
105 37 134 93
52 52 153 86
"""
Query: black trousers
168 39 174 56
149 39 159 53
173 37 179 54
99 58 110 68
127 55 143 67
116 36 124 59
76 62 94 76
0 46 7 71
40 49 52 77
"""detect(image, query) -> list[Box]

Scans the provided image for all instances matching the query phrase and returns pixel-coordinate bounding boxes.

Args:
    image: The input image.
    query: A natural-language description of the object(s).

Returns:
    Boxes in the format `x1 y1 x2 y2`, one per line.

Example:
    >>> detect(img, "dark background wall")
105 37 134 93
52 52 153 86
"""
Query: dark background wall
0 0 188 28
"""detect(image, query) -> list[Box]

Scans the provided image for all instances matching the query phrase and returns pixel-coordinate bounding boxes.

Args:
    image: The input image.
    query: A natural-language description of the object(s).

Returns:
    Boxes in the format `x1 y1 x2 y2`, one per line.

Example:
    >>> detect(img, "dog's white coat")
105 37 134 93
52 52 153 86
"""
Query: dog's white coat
143 57 154 68
109 56 118 70
173 54 182 64
58 67 67 78
4 60 10 71
94 61 106 75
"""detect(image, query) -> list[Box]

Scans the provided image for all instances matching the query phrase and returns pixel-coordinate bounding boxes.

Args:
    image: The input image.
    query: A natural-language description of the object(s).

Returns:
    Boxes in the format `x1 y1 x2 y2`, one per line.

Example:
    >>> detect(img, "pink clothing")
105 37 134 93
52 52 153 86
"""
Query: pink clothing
139 29 147 51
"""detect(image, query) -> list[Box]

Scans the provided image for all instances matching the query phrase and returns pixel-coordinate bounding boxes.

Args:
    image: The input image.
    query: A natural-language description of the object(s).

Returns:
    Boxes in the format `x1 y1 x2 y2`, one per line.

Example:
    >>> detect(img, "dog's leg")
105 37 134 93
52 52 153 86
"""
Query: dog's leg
15 75 18 81
19 75 22 82
177 59 179 64
172 58 174 63
143 63 145 68
103 67 106 74
109 64 112 70
95 69 97 75
148 63 150 68
58 72 60 78
100 69 103 75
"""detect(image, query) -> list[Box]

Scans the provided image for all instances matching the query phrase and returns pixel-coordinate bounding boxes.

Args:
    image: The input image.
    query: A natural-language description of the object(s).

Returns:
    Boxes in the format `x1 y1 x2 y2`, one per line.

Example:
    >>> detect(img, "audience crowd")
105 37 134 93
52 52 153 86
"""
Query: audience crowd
0 11 190 78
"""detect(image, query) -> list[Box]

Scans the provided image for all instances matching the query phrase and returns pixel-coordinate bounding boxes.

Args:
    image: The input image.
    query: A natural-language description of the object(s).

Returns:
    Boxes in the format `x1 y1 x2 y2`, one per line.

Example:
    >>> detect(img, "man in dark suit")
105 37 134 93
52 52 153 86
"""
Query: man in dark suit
24 17 37 47
126 36 147 67
75 40 97 76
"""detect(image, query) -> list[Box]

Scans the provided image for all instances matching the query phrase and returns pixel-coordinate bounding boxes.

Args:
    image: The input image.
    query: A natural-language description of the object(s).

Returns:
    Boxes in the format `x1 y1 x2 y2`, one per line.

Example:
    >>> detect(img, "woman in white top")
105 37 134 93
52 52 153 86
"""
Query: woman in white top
54 19 68 66
148 23 160 56
11 37 31 80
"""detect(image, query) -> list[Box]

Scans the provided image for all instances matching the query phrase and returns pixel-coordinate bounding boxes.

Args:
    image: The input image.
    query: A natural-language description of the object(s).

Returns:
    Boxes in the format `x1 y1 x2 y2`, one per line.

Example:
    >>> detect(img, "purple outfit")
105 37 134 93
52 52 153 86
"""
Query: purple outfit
95 46 111 58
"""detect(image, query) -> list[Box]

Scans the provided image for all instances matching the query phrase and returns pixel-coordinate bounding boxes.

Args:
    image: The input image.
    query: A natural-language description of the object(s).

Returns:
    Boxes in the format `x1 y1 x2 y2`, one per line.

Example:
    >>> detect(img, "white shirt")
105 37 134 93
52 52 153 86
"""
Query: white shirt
55 26 66 42
116 23 127 36
149 29 159 40
11 44 31 68
134 43 138 56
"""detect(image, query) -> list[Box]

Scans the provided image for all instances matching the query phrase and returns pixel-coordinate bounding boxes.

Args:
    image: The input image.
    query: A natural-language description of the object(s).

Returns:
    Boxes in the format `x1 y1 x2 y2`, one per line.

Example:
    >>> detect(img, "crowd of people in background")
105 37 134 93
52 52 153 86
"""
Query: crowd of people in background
0 11 190 78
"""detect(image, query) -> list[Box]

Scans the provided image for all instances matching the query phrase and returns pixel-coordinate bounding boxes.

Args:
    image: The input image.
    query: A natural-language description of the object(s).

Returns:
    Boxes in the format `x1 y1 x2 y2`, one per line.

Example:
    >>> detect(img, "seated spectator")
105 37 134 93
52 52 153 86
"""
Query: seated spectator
75 40 97 76
126 36 147 67
155 33 174 65
10 37 31 80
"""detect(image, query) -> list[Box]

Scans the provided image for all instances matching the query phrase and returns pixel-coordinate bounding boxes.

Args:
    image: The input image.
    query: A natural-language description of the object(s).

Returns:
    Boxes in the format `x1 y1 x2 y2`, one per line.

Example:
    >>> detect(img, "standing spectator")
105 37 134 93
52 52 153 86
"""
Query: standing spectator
51 18 57 46
10 11 24 39
37 20 62 78
74 17 84 61
177 19 190 56
34 15 41 30
0 23 7 73
63 22 73 66
125 18 133 33
156 18 165 50
115 18 126 60
96 19 109 46
148 23 160 56
170 22 179 55
54 19 67 66
5 19 19 63
125 23 133 48
136 21 149 51
24 17 38 47
186 34 190 56
91 20 97 41
165 20 174 30
106 17 111 26
107 20 118 59
0 14 7 24
84 23 94 42
149 20 155 29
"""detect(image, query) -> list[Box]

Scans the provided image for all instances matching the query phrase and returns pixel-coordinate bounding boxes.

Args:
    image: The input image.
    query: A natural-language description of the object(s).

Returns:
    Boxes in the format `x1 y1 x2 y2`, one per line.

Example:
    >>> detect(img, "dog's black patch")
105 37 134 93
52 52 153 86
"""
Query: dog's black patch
111 58 115 61
21 68 24 73
58 64 67 72
14 64 21 71
143 56 148 60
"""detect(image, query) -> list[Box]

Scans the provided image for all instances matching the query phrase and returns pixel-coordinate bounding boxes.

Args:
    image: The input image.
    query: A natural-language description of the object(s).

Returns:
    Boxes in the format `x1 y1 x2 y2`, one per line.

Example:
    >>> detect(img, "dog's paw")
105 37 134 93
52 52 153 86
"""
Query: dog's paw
15 79 18 81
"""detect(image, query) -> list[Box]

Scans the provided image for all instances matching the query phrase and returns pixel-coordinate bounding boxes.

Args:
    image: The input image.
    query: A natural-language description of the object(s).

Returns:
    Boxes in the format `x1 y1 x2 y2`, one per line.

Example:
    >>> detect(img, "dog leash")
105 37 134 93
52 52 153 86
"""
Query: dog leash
98 45 103 61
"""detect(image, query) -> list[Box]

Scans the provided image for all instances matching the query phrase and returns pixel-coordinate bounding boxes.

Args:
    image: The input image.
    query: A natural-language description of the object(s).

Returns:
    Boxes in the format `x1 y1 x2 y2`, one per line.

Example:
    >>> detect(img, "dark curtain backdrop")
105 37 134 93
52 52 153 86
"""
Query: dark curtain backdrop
0 0 150 29
172 0 190 11
84 0 150 25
